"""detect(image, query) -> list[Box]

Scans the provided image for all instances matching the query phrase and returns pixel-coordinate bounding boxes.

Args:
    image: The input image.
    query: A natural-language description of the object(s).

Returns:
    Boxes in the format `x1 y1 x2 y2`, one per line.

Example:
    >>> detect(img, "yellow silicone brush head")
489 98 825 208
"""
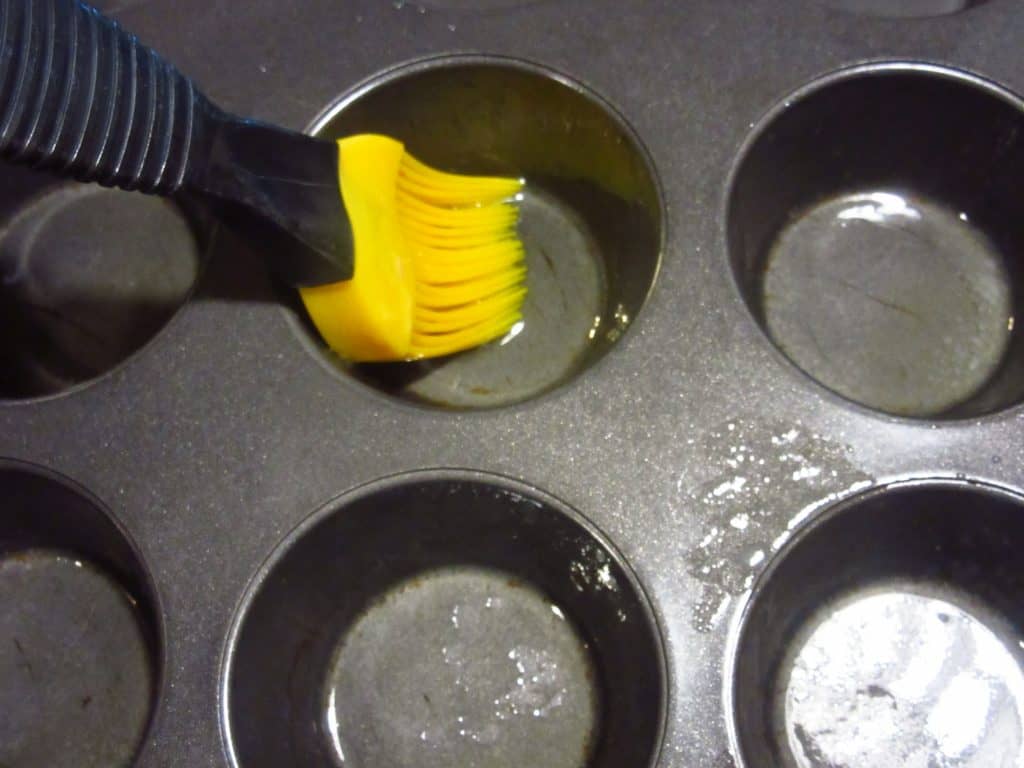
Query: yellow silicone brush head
299 135 526 363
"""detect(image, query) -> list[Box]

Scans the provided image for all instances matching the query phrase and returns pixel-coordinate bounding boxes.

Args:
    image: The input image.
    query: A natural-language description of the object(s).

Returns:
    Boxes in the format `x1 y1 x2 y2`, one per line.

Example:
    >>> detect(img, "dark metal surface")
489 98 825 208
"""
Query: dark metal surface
0 461 161 767
2 0 1024 766
729 480 1024 767
824 0 977 16
222 471 665 768
0 163 203 398
727 63 1024 418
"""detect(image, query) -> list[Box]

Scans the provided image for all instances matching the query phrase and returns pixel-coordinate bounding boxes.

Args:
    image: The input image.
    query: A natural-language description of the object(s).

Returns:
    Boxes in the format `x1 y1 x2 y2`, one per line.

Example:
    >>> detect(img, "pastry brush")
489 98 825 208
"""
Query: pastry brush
0 0 526 361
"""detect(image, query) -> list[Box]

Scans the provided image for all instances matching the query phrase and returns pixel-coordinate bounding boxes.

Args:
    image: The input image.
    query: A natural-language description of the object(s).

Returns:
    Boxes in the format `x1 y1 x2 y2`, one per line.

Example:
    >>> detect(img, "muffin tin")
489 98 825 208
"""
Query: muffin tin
3 0 1024 766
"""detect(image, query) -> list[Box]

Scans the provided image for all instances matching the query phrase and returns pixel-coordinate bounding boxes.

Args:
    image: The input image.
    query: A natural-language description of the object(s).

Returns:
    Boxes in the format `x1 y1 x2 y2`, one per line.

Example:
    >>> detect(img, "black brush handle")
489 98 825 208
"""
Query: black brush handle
0 0 353 285
0 0 211 193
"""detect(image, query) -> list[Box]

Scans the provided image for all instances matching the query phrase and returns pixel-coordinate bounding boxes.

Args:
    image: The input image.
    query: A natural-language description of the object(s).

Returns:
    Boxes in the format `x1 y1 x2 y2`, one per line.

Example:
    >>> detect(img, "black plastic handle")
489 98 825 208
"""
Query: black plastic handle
0 0 210 193
0 0 353 285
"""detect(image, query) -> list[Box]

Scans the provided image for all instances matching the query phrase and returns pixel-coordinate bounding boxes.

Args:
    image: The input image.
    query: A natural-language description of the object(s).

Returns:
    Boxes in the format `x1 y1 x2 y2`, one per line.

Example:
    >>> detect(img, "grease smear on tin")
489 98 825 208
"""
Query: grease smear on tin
783 591 1024 767
683 419 871 633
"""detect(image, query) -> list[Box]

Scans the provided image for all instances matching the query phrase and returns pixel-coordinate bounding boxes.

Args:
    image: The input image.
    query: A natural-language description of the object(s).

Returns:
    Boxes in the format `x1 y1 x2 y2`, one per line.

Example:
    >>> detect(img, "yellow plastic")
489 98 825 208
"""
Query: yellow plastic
299 135 526 362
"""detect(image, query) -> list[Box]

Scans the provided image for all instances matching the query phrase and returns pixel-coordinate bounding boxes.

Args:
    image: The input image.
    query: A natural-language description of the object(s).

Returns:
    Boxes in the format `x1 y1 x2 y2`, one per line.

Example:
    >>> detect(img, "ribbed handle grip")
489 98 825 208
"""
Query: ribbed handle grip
0 0 208 193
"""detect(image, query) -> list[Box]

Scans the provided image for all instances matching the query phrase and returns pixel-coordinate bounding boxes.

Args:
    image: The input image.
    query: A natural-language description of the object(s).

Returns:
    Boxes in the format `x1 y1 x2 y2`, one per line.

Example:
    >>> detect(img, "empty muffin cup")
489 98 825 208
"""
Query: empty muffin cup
0 460 161 768
0 162 203 400
283 55 663 409
730 480 1024 768
222 470 666 768
727 63 1024 418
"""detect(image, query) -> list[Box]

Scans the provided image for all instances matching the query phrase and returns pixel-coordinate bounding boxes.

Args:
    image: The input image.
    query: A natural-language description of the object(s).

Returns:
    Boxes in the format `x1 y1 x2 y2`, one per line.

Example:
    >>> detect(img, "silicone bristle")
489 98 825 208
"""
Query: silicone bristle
400 153 523 206
397 151 527 359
